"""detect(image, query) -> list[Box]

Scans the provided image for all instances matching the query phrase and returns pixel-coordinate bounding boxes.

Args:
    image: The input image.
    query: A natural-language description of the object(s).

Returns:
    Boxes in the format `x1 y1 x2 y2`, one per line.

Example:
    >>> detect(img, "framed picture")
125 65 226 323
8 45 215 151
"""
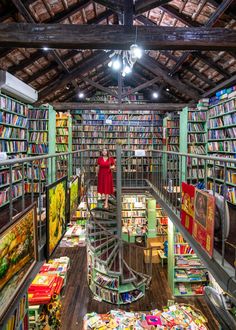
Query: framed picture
193 189 215 257
46 176 67 259
0 203 38 323
69 176 79 221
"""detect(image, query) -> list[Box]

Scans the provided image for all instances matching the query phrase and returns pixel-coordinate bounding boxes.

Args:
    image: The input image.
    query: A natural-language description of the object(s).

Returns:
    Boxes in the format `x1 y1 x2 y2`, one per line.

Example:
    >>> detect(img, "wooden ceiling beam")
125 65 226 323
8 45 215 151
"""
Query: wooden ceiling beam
39 51 110 101
8 50 44 74
169 0 234 75
139 54 199 100
122 77 160 97
52 102 187 111
0 24 236 51
135 0 172 15
124 0 133 27
202 74 236 97
93 0 123 13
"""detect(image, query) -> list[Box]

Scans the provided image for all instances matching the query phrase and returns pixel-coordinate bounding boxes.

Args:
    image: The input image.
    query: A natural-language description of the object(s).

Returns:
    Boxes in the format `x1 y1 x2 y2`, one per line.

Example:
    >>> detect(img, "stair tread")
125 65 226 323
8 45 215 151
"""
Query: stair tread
109 251 121 273
99 245 117 261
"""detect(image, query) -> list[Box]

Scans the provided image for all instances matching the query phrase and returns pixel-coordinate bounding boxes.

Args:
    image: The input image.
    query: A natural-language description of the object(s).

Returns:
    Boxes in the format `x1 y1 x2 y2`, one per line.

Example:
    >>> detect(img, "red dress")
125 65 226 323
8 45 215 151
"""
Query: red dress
97 157 115 195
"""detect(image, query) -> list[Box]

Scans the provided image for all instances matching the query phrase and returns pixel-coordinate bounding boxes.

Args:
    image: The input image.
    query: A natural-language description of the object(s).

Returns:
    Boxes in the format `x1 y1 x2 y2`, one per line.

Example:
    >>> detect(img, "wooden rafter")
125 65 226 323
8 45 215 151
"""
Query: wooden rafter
0 24 236 51
93 0 123 13
135 0 172 15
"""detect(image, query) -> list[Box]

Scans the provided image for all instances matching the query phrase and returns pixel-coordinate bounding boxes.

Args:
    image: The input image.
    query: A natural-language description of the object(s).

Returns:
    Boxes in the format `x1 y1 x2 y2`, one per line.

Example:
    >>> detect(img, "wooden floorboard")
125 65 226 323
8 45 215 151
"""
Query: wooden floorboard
54 246 219 330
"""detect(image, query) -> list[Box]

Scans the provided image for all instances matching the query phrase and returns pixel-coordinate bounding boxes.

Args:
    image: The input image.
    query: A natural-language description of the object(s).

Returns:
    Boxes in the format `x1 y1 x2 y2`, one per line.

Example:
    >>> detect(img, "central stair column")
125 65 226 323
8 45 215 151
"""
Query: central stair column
116 144 123 278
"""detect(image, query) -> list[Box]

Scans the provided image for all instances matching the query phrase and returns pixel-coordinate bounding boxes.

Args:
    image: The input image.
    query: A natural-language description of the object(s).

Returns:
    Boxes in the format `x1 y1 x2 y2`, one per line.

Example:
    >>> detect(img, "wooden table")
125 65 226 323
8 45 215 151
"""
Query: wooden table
157 250 167 267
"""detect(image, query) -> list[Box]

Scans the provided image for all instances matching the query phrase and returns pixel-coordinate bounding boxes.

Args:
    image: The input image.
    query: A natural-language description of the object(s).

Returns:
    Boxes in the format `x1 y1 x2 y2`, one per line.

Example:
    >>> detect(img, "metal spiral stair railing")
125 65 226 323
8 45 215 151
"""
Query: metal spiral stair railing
85 184 152 304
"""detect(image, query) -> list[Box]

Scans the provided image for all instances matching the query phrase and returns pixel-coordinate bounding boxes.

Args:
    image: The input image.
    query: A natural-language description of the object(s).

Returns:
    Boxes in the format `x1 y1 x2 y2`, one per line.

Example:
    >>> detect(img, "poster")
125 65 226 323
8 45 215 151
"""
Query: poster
193 189 215 257
0 203 38 322
46 176 67 258
69 176 79 220
181 182 195 234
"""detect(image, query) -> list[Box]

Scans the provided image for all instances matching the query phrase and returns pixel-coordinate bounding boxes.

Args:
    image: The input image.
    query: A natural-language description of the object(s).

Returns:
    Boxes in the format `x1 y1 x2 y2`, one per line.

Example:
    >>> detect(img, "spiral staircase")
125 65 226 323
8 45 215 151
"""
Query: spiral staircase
86 186 152 304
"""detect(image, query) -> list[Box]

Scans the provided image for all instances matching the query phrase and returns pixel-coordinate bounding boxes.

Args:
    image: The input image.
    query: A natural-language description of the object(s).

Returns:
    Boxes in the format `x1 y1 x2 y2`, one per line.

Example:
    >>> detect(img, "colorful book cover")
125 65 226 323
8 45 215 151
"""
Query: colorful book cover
193 189 215 257
181 182 195 234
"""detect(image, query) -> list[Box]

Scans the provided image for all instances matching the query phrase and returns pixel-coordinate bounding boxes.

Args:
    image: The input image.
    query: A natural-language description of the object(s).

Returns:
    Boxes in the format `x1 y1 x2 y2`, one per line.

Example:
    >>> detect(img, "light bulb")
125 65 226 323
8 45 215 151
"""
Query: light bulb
166 88 170 92
43 47 49 51
130 44 142 60
153 92 158 99
78 92 84 99
124 65 132 74
108 60 113 67
112 59 121 70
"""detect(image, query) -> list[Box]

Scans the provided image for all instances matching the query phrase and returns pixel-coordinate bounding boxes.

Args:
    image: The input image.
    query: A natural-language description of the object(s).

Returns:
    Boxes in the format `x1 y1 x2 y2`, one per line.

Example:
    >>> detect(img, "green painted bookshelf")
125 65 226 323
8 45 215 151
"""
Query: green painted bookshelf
26 105 56 193
0 93 28 207
179 100 208 184
207 97 236 204
168 220 208 297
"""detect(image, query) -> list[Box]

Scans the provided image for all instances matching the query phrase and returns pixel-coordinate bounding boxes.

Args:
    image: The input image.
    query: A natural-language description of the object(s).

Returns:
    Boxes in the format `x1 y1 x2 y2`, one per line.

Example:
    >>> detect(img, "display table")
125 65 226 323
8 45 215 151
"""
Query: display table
157 250 167 268
84 303 209 329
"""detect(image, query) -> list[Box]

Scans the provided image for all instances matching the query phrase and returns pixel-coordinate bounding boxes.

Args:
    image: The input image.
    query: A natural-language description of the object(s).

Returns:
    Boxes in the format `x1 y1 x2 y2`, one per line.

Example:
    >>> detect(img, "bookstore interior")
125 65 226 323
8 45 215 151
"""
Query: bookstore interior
1 1 236 330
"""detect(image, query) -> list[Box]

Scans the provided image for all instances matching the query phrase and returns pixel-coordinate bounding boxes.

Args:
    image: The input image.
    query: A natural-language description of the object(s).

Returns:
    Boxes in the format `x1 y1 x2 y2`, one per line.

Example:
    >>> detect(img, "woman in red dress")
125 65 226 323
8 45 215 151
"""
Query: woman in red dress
96 148 115 209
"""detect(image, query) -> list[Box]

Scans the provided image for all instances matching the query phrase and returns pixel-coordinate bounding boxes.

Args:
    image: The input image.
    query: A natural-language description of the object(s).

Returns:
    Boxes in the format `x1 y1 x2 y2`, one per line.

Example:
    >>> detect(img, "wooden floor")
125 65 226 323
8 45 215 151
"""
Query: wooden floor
54 246 219 330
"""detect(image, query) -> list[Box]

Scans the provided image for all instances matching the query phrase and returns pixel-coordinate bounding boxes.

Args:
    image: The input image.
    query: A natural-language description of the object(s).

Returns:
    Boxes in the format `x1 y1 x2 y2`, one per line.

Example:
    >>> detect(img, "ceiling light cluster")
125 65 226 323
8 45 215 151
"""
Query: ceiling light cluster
108 44 143 77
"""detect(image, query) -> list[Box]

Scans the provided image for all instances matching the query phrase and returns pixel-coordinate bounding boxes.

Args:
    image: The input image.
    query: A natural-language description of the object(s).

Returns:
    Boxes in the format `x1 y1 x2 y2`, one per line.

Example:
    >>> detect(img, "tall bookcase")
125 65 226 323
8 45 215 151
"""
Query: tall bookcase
73 110 163 176
180 101 208 183
163 115 180 184
26 105 56 192
168 220 208 297
207 97 236 204
0 93 28 207
56 112 72 178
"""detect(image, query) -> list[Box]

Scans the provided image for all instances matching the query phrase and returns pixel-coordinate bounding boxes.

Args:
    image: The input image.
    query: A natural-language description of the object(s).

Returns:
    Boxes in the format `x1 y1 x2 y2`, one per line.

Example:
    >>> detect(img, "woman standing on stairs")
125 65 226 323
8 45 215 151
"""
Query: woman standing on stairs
96 148 115 209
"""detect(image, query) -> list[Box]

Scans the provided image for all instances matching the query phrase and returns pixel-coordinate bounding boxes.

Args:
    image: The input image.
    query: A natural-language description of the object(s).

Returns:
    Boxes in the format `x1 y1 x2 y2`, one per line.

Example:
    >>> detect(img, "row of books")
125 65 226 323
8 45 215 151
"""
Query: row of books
188 111 207 121
29 132 48 143
122 202 145 209
0 140 27 153
167 128 179 135
56 136 68 143
25 182 45 193
187 168 204 179
56 119 68 127
207 181 236 204
27 167 46 180
28 143 48 154
56 128 68 136
167 145 179 152
175 256 203 268
0 169 22 186
176 283 205 295
28 120 48 130
4 294 28 330
207 153 236 167
123 218 147 225
208 141 236 152
208 127 236 140
174 244 194 254
91 283 118 303
0 126 26 139
175 269 207 281
168 137 179 144
0 184 23 206
0 112 28 127
188 134 206 143
208 167 236 183
0 95 28 116
82 125 128 132
188 123 205 132
120 290 143 303
188 145 206 154
209 98 236 117
28 109 48 119
122 210 146 217
94 273 118 289
56 144 68 152
208 115 236 128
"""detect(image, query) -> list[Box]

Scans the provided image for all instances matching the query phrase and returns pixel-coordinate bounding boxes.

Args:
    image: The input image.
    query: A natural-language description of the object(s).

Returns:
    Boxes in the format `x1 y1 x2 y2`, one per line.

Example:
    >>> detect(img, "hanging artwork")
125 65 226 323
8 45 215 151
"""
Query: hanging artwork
193 189 215 257
69 176 79 221
46 176 67 258
181 182 195 234
0 203 38 322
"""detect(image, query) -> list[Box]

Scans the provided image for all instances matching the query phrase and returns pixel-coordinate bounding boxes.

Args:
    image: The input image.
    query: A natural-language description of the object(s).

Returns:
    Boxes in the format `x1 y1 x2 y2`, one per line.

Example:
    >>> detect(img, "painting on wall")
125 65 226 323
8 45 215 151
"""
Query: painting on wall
69 176 79 221
193 189 215 257
0 203 38 322
46 176 67 258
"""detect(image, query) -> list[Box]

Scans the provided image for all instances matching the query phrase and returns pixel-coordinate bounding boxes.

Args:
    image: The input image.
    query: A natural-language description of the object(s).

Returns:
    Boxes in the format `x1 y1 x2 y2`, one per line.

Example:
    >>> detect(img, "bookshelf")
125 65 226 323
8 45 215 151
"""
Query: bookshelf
87 249 145 305
2 293 29 330
180 99 208 183
156 203 168 238
207 97 236 204
163 115 180 184
72 110 163 176
56 112 72 178
168 221 208 297
122 194 147 243
0 93 28 208
26 105 56 193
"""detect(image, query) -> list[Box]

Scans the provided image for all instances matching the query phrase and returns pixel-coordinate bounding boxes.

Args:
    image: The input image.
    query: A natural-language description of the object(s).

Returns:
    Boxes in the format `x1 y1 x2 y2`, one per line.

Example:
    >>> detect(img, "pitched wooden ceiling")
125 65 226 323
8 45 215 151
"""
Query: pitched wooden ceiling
0 0 236 104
